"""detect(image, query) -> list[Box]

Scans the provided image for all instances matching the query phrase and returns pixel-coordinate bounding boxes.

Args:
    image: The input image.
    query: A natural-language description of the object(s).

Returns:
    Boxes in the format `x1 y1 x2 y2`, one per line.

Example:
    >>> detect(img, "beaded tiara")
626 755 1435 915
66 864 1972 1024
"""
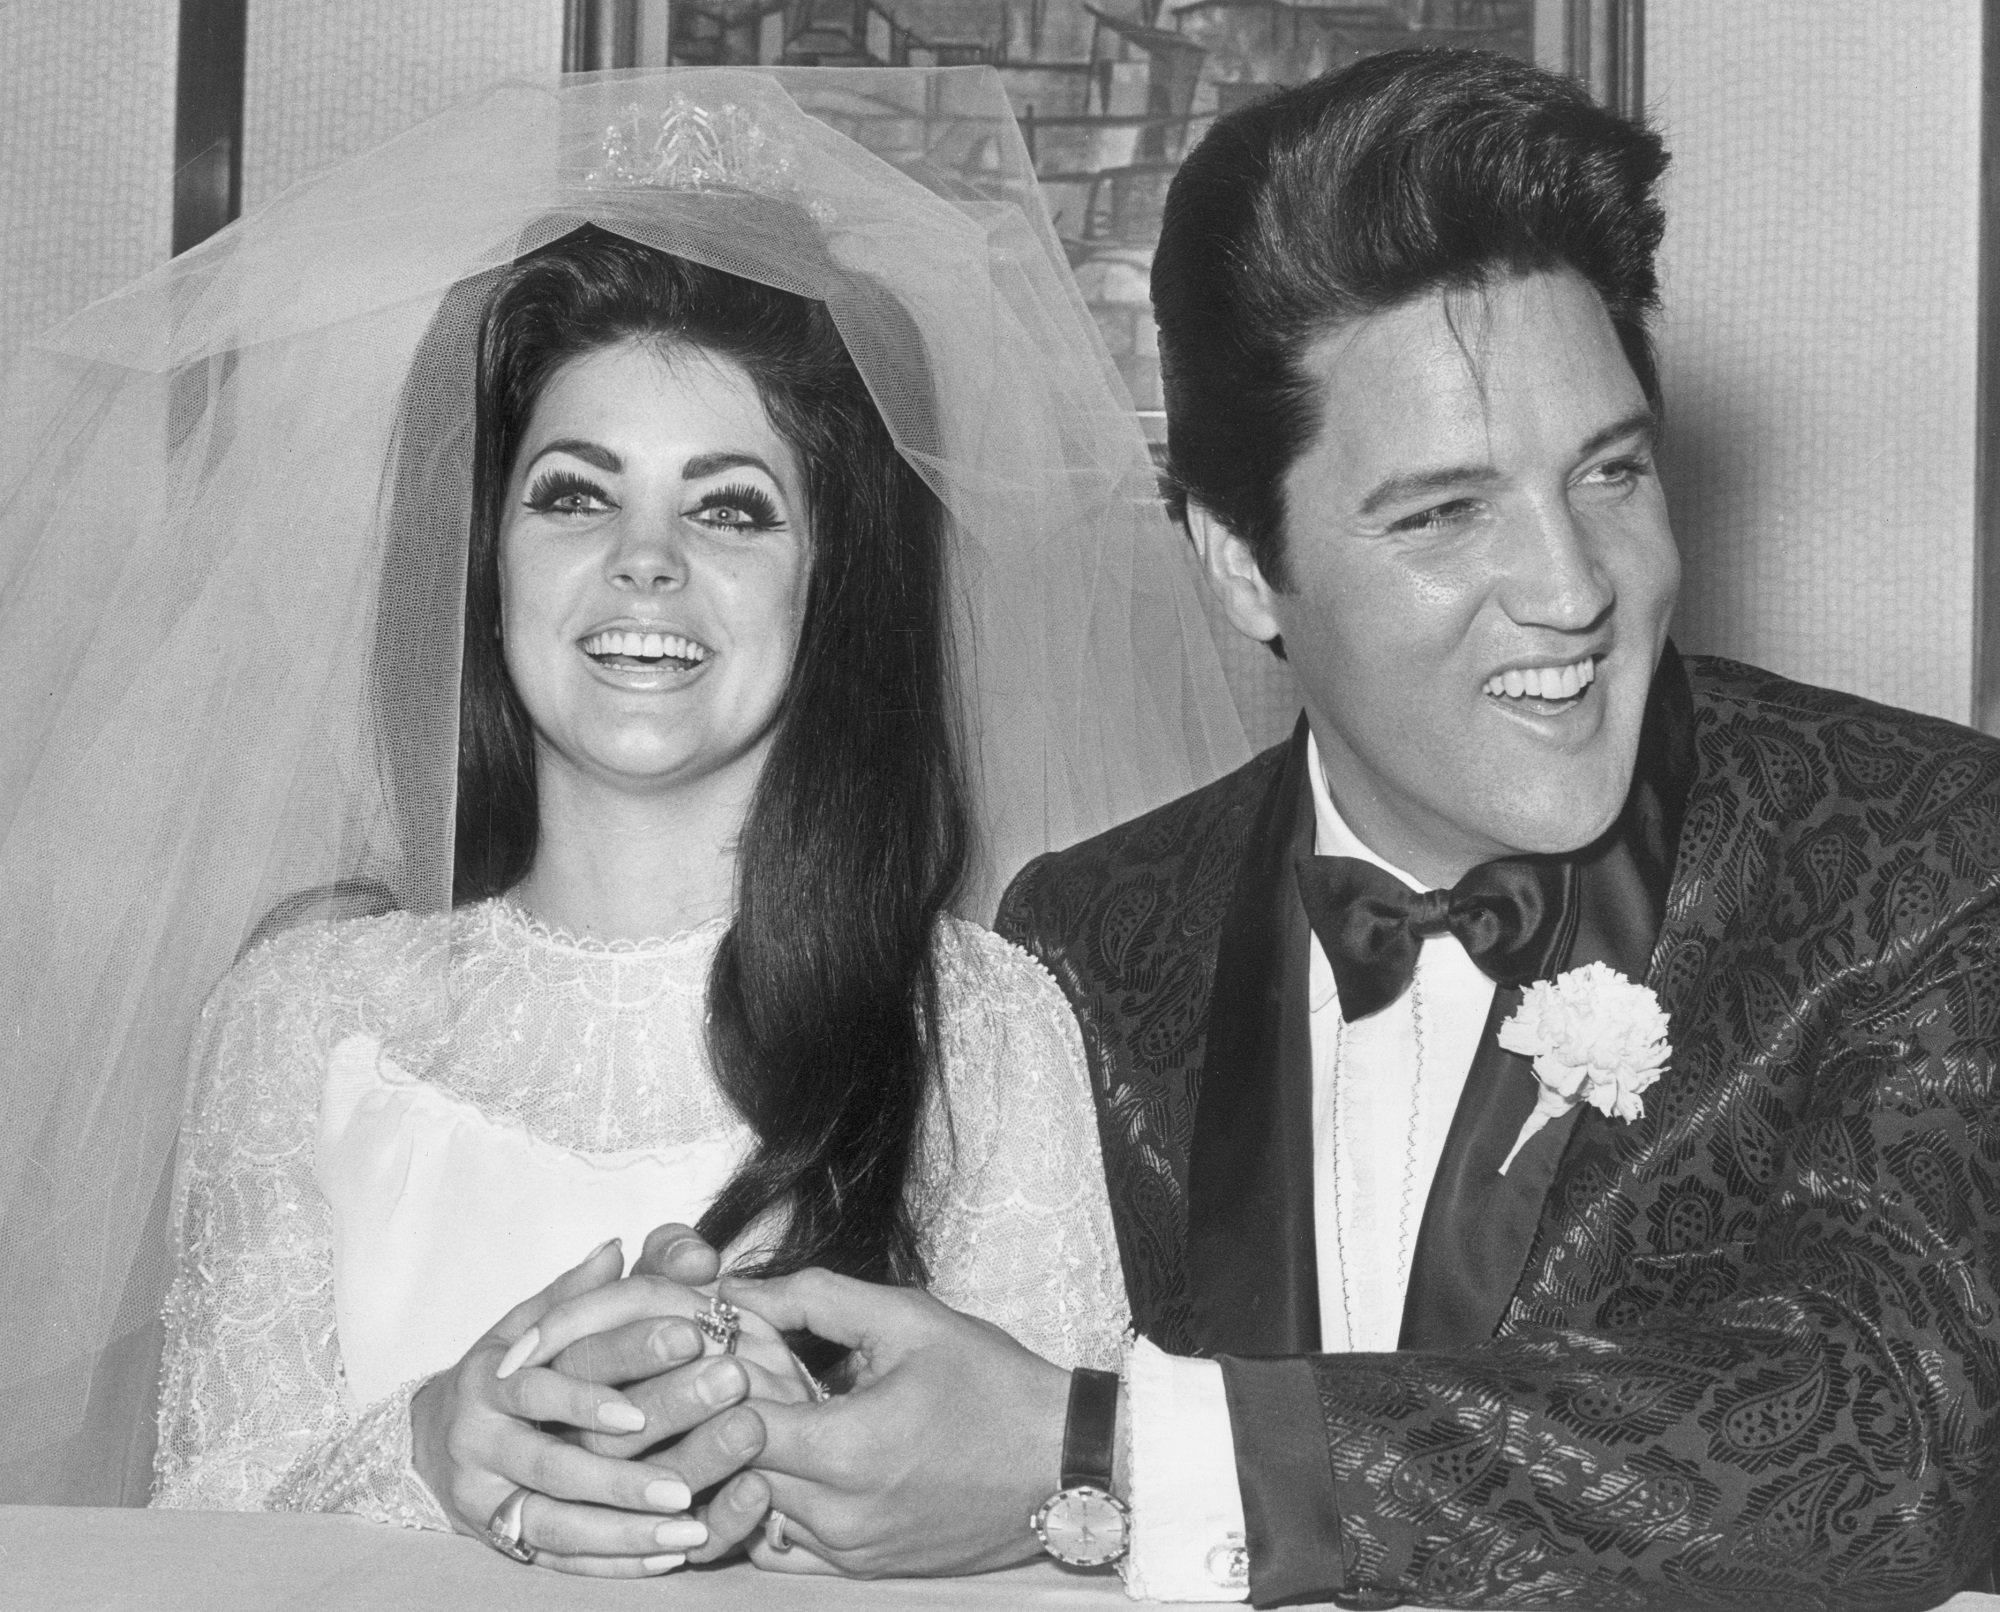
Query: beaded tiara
587 95 797 193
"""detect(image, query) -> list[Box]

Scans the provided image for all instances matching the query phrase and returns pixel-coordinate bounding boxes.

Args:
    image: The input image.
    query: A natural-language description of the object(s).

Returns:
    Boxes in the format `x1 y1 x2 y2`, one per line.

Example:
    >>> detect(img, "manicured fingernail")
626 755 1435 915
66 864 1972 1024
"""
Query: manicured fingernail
591 1236 622 1263
651 1320 697 1363
696 1359 745 1408
655 1518 708 1550
597 1400 647 1432
645 1478 692 1511
495 1328 538 1380
641 1552 686 1573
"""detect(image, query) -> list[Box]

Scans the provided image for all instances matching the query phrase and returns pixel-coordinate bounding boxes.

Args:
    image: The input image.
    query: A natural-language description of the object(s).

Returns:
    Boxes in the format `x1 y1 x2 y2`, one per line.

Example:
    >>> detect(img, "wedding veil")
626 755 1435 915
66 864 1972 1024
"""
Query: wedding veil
0 67 1246 1502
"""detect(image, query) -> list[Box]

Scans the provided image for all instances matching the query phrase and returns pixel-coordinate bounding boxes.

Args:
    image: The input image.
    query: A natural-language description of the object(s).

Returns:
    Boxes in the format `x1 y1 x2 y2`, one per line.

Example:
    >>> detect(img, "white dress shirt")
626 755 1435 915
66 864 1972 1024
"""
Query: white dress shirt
1120 731 1498 1601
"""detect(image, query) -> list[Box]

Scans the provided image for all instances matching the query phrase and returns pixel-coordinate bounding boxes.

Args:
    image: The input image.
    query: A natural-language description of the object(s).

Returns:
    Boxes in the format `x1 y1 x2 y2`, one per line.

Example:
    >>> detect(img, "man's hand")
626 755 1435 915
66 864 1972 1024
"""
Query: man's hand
721 1268 1071 1578
549 1223 733 1457
627 1222 723 1286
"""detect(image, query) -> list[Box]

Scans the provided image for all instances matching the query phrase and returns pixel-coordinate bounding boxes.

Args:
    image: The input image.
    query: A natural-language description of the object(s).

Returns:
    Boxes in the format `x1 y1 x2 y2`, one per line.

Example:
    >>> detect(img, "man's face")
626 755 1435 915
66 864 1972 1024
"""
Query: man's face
1198 268 1680 886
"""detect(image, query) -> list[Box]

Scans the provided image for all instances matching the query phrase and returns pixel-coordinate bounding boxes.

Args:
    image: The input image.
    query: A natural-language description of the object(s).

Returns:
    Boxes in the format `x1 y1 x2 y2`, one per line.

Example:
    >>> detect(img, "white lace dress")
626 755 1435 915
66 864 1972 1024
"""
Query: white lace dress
152 900 1127 1525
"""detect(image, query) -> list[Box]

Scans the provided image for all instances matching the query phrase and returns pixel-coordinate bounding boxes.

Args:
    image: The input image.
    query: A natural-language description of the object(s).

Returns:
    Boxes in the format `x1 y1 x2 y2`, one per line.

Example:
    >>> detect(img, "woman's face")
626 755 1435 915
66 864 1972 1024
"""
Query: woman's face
499 339 812 804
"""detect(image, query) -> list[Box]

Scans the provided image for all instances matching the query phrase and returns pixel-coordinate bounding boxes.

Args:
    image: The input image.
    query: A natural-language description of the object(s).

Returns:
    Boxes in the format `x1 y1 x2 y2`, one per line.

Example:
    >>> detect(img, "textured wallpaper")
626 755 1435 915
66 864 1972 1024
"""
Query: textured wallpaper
0 1 177 374
243 0 565 208
1650 1 1982 724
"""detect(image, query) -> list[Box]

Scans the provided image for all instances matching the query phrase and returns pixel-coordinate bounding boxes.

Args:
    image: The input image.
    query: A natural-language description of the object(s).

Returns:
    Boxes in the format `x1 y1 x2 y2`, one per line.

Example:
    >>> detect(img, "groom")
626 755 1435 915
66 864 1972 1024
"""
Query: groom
625 48 2000 1605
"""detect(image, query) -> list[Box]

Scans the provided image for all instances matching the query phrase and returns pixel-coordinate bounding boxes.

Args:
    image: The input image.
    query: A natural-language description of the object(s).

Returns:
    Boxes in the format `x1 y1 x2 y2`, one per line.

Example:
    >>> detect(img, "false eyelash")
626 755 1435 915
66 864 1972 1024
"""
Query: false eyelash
523 469 608 512
694 482 783 529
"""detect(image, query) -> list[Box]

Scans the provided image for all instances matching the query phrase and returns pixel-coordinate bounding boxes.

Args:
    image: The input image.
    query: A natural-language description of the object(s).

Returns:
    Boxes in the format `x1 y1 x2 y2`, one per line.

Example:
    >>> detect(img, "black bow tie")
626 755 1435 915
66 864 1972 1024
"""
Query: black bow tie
1295 854 1575 1022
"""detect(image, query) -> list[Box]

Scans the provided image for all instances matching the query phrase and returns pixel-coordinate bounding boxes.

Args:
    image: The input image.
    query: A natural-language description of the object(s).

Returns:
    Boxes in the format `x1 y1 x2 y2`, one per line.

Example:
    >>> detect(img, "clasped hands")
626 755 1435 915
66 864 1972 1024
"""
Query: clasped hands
408 1222 1072 1579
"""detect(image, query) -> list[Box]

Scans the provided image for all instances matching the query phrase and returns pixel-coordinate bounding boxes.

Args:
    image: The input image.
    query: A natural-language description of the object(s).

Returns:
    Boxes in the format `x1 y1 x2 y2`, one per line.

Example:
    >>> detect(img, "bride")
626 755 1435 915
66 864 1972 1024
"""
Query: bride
0 67 1245 1571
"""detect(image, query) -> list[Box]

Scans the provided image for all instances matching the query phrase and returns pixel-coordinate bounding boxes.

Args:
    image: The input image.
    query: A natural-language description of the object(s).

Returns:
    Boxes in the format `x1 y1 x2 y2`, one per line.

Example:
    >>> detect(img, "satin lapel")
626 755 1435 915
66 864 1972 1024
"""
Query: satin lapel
1399 646 1696 1351
1185 717 1320 1358
1397 981 1572 1349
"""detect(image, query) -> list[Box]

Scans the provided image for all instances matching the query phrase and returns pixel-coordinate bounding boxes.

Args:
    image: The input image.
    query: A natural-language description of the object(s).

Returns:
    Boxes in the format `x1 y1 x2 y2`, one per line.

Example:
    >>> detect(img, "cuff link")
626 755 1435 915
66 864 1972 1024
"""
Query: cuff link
1206 1533 1249 1589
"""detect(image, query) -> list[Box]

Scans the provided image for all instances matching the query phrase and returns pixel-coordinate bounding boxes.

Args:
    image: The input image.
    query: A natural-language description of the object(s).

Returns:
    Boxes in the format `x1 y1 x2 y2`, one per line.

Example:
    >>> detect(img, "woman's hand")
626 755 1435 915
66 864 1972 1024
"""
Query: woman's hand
519 1266 820 1420
519 1223 822 1565
407 1237 751 1578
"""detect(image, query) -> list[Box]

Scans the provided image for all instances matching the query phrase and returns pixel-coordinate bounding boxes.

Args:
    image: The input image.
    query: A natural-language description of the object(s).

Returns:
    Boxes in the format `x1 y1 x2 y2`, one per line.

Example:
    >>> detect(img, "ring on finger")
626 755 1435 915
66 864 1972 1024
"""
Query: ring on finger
696 1295 740 1355
765 1509 795 1554
484 1485 538 1565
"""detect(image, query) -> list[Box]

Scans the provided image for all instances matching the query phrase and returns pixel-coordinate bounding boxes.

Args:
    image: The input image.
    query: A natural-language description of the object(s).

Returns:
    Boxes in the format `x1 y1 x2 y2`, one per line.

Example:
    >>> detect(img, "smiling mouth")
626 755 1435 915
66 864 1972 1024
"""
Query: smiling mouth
1483 655 1599 711
580 628 713 672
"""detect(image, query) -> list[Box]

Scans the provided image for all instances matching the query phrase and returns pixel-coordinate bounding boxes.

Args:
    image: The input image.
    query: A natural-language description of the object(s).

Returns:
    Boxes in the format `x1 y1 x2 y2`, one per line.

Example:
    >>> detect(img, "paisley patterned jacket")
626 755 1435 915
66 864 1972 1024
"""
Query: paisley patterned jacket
996 653 2000 1610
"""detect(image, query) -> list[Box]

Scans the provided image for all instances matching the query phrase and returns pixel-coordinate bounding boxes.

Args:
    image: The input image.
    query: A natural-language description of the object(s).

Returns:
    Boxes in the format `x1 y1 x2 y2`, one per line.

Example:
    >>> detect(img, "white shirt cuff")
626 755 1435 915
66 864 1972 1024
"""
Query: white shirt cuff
1120 1336 1249 1601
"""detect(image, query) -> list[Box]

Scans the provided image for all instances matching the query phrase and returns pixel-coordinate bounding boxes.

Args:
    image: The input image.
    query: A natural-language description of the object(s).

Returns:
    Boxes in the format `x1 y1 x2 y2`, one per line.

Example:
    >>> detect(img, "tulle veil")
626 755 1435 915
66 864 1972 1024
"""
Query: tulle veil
0 66 1245 1502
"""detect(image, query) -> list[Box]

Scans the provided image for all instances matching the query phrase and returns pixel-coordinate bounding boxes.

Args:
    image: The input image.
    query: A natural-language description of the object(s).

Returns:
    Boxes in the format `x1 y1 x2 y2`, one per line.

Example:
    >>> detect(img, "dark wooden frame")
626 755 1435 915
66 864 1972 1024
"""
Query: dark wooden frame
1573 0 1644 120
170 0 248 255
566 0 673 71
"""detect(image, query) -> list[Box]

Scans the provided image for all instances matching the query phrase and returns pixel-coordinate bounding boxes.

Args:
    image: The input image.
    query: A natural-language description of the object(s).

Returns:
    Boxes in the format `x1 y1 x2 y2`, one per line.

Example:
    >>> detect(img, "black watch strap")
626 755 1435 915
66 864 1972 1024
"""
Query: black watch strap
1060 1367 1119 1491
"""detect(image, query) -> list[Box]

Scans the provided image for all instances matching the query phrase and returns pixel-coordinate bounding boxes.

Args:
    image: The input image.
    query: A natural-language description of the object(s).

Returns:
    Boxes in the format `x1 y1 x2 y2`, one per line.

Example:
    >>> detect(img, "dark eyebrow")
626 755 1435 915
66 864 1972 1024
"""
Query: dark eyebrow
526 438 621 474
1356 406 1660 517
1574 407 1659 462
520 444 782 482
682 450 778 481
1358 461 1498 518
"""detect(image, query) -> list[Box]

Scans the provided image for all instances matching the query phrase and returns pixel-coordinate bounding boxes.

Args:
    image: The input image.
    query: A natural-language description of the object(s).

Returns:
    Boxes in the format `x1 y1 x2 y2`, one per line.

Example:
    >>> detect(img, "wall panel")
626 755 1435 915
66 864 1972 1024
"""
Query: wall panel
1650 1 1982 723
243 1 565 208
0 2 178 372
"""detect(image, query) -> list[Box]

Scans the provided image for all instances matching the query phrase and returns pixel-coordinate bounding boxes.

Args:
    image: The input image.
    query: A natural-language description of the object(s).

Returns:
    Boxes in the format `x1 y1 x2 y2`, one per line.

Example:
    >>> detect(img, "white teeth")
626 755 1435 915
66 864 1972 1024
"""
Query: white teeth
1484 656 1597 700
1524 665 1559 699
581 629 712 664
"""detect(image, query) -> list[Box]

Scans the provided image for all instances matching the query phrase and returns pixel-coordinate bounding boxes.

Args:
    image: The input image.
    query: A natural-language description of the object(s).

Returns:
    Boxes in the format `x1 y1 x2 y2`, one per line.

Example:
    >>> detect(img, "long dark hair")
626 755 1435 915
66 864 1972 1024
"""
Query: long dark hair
459 221 967 1291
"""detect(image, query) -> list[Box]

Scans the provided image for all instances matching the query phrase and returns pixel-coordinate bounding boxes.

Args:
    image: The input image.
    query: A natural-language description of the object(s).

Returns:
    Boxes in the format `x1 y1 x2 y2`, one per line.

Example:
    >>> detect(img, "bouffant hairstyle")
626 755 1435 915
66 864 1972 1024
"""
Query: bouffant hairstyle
458 223 966 1297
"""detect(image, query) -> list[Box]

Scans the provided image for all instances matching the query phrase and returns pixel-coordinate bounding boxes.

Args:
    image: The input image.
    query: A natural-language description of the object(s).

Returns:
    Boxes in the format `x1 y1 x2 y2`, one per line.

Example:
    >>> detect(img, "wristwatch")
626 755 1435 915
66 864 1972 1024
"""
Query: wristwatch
1030 1366 1130 1568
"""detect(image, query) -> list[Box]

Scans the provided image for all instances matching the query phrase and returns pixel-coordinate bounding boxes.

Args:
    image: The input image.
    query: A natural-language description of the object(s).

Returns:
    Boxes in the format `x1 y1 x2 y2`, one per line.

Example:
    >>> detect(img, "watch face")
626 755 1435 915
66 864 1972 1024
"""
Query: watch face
1037 1486 1129 1567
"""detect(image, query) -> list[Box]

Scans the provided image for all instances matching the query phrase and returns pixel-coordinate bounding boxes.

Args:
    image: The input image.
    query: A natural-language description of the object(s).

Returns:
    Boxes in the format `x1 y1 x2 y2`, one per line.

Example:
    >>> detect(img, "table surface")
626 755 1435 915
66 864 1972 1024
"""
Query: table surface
6 1506 1999 1612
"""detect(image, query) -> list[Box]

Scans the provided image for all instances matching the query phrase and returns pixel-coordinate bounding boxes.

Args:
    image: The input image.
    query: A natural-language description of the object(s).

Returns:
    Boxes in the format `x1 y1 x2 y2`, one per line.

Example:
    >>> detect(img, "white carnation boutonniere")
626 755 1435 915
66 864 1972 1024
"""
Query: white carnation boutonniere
1496 961 1671 1175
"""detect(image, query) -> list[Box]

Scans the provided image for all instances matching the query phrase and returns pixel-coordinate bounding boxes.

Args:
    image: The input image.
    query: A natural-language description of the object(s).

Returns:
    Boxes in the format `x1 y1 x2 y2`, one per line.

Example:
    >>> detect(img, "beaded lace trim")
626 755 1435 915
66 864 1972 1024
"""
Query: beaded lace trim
487 895 728 959
153 908 1128 1522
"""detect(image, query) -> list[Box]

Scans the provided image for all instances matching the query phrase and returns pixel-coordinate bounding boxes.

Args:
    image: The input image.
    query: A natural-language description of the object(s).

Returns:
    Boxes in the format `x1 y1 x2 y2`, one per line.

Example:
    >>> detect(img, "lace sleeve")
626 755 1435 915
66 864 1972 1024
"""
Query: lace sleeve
916 921 1130 1370
152 927 447 1529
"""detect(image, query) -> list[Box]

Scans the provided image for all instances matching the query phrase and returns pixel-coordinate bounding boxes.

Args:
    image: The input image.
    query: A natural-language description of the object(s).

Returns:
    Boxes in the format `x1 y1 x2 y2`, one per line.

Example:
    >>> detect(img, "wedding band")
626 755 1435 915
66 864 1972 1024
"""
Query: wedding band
483 1484 537 1564
696 1295 740 1355
765 1509 794 1553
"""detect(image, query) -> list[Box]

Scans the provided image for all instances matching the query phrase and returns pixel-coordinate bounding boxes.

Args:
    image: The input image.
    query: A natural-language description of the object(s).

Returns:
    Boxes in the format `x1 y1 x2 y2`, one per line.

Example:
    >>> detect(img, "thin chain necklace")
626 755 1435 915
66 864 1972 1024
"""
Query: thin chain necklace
1326 972 1428 1348
1326 1008 1359 1343
1397 975 1427 1298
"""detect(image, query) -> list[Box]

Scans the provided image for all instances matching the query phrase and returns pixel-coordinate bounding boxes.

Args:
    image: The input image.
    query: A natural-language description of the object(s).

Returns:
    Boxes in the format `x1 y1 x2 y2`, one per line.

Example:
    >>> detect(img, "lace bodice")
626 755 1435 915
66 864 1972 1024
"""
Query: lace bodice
153 901 1127 1522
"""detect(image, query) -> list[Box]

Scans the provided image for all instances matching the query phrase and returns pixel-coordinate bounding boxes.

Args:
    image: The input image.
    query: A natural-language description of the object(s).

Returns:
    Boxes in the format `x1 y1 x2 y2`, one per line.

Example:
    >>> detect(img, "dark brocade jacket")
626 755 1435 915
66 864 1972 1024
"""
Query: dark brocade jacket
995 652 2000 1610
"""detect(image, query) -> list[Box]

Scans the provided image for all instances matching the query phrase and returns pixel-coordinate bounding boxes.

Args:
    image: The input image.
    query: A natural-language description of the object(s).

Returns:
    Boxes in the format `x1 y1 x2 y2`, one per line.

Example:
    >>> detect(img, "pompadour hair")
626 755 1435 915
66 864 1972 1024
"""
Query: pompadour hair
1154 46 1670 589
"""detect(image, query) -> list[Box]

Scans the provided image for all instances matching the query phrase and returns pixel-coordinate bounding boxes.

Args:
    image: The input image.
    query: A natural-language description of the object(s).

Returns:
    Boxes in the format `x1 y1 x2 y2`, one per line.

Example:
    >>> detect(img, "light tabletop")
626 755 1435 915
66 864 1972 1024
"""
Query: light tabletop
4 1506 1997 1612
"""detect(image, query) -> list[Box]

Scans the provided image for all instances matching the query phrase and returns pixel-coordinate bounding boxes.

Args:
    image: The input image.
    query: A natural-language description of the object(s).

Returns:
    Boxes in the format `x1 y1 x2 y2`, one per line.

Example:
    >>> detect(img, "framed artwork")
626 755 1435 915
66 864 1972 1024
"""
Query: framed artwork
567 0 1642 441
